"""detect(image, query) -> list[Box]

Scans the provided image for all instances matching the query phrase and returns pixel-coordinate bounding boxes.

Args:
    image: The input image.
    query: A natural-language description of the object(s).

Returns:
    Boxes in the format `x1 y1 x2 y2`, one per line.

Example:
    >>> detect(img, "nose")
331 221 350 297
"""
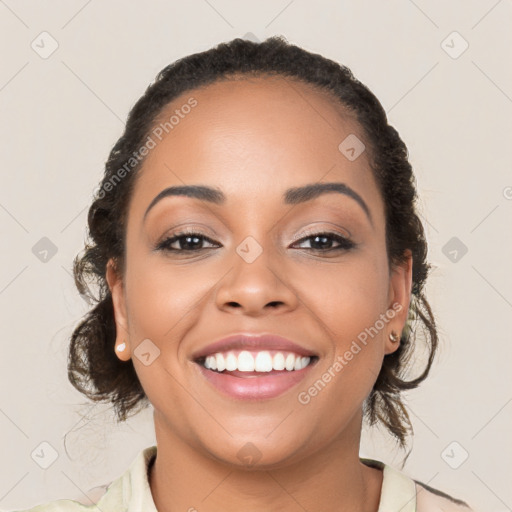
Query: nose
214 243 299 317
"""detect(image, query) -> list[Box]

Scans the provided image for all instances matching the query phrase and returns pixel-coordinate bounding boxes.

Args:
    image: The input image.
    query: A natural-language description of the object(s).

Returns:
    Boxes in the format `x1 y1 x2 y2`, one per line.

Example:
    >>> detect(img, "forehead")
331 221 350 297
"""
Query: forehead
127 75 383 225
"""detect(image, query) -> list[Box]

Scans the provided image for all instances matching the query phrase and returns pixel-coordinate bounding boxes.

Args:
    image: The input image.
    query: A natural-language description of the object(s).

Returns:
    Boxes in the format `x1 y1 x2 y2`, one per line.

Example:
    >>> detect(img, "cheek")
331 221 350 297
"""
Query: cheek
122 256 201 409
124 252 208 336
299 250 389 385
300 248 390 326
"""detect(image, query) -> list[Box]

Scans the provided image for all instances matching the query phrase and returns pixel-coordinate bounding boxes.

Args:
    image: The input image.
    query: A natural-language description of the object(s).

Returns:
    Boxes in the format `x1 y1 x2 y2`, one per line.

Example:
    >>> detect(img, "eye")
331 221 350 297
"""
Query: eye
291 231 356 252
155 231 220 252
154 230 356 254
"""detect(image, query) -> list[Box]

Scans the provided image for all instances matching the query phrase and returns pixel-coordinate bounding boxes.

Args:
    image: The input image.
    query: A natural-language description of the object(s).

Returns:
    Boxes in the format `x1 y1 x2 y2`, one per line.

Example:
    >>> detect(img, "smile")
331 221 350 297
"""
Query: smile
194 350 319 400
200 349 315 372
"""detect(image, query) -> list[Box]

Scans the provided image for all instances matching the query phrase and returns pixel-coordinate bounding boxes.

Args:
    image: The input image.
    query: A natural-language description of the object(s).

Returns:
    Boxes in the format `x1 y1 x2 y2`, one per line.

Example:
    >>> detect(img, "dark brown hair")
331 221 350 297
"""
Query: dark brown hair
68 35 438 450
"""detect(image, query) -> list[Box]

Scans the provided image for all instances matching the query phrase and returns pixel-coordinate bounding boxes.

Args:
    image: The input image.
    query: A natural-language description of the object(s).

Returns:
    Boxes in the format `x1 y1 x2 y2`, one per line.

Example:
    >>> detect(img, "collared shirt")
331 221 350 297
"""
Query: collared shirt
9 445 475 511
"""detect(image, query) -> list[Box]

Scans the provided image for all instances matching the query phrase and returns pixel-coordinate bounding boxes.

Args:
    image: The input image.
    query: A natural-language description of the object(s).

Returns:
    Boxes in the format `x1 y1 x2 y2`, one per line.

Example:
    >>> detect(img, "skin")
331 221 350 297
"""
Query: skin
106 75 413 512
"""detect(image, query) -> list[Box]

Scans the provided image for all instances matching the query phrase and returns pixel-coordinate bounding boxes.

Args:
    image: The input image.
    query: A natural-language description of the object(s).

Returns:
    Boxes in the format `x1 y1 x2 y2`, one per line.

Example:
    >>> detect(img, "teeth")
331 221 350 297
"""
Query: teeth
225 352 237 371
285 353 296 371
273 352 285 370
215 353 225 372
203 350 312 372
238 351 254 371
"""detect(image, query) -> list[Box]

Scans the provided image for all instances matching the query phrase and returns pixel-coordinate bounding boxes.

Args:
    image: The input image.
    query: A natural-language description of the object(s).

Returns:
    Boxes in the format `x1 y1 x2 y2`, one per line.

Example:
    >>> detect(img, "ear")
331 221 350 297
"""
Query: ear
384 249 413 355
106 258 131 361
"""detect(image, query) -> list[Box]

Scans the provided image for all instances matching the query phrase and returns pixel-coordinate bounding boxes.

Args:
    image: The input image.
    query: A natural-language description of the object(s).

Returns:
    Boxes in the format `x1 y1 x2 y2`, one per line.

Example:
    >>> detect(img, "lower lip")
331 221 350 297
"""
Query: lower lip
195 361 316 400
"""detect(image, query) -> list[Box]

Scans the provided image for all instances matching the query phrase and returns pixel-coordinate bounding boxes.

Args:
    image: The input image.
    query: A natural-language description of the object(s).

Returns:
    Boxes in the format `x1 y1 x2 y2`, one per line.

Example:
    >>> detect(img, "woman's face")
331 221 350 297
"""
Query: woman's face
107 76 412 467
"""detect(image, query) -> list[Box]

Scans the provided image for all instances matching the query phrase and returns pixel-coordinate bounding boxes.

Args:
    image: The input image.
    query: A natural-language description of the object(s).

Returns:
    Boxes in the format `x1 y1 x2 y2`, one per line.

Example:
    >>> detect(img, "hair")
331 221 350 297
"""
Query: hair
68 35 438 450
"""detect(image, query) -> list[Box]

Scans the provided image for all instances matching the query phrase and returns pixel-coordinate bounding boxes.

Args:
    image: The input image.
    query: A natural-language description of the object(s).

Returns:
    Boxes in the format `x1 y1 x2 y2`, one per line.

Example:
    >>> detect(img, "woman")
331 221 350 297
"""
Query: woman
16 36 475 511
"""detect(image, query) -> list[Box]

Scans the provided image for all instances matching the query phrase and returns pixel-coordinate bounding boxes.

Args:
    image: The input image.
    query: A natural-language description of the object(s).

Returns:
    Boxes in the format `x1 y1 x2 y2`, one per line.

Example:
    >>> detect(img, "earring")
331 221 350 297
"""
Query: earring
389 331 400 343
116 342 126 352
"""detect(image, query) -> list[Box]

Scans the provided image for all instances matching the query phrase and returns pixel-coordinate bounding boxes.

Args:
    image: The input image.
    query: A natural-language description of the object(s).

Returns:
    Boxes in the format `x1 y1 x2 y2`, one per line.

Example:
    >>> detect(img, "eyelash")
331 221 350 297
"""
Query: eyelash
155 229 356 254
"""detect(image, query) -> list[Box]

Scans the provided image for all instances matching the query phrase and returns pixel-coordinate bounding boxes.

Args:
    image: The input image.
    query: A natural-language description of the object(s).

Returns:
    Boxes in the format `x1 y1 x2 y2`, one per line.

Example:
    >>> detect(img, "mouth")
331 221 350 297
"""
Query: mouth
193 350 319 400
196 349 319 374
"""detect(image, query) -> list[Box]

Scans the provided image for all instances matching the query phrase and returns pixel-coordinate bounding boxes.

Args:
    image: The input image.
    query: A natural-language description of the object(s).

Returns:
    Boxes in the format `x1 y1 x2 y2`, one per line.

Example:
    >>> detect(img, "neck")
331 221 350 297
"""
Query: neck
148 410 383 512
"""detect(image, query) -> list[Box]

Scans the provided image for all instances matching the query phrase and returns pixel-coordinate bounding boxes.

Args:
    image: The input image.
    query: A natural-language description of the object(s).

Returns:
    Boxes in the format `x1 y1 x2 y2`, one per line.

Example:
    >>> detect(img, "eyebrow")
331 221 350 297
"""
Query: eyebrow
143 182 372 225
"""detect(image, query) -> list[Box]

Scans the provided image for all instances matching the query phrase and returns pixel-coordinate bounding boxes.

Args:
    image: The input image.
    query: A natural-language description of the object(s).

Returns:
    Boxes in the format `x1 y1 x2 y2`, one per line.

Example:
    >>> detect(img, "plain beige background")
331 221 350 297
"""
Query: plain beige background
1 1 511 511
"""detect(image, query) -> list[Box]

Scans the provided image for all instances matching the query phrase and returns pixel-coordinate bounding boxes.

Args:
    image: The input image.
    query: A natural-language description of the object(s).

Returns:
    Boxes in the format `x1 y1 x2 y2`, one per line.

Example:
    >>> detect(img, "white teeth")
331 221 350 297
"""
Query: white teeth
203 350 312 372
254 351 273 372
273 352 285 370
225 352 237 371
238 351 254 371
206 355 217 370
285 353 296 371
215 353 225 372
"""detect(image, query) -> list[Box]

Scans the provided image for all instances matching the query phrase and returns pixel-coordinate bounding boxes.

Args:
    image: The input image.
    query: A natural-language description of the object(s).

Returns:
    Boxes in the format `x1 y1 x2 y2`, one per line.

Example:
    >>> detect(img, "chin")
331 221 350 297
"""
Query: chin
202 435 311 471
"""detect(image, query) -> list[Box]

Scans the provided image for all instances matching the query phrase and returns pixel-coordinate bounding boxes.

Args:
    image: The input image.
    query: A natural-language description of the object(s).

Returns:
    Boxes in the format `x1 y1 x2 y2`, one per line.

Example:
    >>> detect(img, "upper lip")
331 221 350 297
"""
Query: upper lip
191 333 319 361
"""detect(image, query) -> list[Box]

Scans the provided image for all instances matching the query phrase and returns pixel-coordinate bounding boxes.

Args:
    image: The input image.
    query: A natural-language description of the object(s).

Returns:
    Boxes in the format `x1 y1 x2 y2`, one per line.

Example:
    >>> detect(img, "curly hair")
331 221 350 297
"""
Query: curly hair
68 35 438 449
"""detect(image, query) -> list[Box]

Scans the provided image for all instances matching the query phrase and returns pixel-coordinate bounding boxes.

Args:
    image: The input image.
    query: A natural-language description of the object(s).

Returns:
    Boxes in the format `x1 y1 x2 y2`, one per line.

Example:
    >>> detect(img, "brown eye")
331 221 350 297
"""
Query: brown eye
292 232 356 252
156 232 220 252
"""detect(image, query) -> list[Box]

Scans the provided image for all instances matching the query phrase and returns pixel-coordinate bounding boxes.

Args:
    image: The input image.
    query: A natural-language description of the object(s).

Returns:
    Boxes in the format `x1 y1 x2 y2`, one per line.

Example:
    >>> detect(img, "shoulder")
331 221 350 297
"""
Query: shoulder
6 484 113 511
5 499 98 512
363 457 477 512
414 479 476 511
6 479 120 512
7 445 158 512
7 483 119 512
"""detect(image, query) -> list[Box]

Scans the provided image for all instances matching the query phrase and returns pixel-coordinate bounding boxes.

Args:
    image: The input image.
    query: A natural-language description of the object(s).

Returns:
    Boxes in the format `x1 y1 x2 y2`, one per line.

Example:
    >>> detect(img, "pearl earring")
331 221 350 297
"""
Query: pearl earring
389 331 400 343
116 342 126 352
